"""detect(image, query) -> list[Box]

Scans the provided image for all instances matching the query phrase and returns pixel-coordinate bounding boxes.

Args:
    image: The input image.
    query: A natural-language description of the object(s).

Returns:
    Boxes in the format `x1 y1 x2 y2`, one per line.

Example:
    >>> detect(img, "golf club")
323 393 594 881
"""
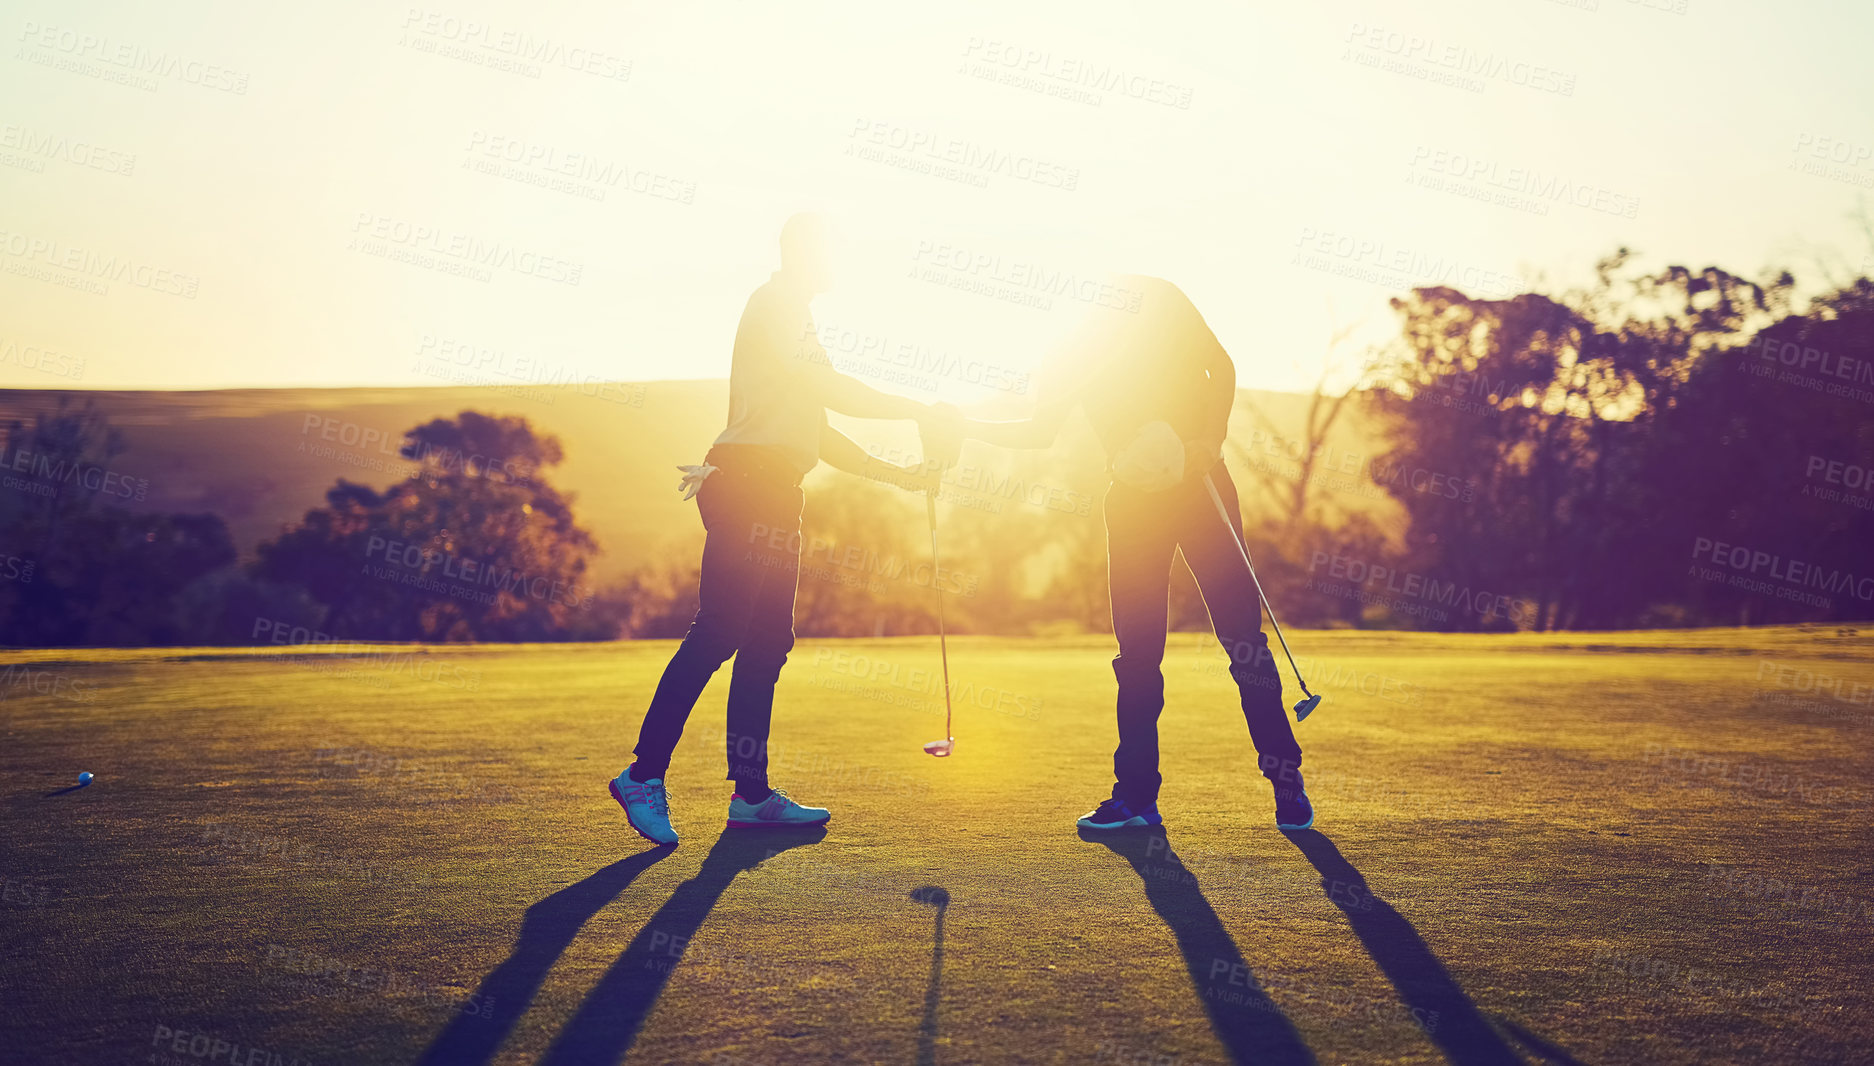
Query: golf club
922 489 955 756
1202 473 1323 721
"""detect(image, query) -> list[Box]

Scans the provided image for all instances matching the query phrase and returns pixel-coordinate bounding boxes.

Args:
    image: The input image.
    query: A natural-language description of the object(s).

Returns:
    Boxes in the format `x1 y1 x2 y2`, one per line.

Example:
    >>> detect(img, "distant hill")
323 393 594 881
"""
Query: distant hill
0 382 1398 585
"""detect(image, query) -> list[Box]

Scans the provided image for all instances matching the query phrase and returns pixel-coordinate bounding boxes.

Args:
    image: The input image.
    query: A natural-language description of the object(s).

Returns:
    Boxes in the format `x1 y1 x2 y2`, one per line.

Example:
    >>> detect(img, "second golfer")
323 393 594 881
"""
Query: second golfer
950 276 1313 832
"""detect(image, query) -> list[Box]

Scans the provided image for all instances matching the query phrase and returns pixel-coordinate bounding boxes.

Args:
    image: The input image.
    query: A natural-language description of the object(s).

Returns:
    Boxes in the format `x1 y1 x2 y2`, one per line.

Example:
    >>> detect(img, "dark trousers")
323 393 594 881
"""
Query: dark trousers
632 454 803 788
1105 462 1302 807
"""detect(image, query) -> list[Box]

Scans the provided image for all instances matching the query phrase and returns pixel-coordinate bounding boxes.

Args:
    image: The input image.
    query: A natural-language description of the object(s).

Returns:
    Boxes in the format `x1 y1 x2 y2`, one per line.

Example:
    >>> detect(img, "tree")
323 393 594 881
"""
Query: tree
255 411 603 642
0 397 235 646
1645 276 1874 625
1360 251 1821 630
1231 308 1367 541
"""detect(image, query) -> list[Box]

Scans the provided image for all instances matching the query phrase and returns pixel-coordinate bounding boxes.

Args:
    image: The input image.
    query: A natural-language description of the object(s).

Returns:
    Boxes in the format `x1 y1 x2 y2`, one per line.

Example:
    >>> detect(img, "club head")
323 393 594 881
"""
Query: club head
922 738 954 758
1294 694 1322 721
909 885 950 908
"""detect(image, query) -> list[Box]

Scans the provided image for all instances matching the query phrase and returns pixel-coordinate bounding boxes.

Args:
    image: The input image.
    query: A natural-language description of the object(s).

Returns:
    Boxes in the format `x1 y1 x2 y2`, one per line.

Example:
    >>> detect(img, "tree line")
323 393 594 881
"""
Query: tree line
0 249 1867 646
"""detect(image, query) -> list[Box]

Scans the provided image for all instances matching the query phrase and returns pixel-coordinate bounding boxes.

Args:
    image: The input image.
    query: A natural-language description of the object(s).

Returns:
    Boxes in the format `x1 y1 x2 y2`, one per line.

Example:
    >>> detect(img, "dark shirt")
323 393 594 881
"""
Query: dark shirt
1038 276 1231 454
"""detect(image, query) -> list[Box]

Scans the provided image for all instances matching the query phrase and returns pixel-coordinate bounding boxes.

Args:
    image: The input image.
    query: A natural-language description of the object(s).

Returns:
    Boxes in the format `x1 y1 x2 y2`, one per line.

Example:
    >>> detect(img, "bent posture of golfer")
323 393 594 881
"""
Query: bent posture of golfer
955 276 1311 831
612 214 955 846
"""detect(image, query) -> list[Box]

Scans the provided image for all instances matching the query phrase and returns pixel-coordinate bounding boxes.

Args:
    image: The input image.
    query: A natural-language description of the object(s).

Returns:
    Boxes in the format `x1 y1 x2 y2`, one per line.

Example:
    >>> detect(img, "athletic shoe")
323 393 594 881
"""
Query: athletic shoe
1075 796 1163 831
609 771 678 846
1274 781 1315 831
726 788 831 828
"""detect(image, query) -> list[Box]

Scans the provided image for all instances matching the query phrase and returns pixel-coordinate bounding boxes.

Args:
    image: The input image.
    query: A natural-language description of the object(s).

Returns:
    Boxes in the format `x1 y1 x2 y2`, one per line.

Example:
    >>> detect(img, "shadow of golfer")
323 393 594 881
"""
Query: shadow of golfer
415 845 676 1066
540 825 828 1066
1283 829 1522 1065
909 886 949 1066
1082 827 1316 1066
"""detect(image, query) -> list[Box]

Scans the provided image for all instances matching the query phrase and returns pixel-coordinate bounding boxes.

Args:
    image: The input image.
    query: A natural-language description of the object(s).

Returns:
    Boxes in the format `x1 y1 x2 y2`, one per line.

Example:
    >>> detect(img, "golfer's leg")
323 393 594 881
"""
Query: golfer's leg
631 480 761 777
721 485 803 793
1179 463 1302 784
1107 485 1178 808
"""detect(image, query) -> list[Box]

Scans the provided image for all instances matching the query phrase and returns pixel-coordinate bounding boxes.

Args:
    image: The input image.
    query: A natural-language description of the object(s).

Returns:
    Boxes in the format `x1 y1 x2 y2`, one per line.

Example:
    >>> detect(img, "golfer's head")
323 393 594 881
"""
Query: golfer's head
779 212 838 293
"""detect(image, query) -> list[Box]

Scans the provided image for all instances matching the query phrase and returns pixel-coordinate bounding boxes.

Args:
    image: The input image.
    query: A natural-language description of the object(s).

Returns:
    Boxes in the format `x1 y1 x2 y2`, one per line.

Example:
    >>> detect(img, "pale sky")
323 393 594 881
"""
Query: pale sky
2 0 1870 399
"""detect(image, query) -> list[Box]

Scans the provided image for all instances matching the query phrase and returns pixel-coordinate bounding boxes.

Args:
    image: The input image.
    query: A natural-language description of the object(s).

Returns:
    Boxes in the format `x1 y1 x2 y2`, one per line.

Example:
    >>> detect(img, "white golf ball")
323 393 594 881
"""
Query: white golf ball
78 771 93 785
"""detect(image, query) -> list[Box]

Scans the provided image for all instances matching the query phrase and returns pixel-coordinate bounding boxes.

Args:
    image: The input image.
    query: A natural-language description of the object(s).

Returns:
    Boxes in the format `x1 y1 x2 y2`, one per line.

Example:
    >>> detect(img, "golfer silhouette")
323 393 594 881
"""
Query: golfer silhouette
607 214 961 846
952 277 1311 832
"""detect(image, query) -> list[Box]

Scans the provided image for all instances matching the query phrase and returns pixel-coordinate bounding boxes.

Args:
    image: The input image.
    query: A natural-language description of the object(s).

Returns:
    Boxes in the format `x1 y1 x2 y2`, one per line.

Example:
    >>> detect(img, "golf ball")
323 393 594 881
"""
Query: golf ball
77 772 93 785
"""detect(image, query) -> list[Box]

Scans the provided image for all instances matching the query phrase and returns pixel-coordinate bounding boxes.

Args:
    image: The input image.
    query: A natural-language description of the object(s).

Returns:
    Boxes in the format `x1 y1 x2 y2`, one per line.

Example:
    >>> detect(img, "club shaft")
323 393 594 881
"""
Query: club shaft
1202 475 1312 698
927 491 953 738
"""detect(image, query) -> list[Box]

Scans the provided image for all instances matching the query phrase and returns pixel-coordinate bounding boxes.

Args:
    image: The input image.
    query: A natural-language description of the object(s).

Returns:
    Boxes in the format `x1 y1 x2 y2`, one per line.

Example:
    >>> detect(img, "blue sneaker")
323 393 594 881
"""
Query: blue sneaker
610 771 678 846
726 788 831 828
1275 779 1315 831
1076 796 1162 831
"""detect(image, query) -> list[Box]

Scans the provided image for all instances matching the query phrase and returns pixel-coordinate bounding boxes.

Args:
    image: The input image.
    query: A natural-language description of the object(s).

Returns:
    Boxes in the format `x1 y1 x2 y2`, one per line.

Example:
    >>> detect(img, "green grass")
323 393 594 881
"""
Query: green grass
3 626 1871 1064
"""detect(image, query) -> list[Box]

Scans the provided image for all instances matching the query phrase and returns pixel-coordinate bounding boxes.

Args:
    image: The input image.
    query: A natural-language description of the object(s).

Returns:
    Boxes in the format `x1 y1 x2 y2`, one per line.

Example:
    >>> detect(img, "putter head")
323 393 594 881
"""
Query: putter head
909 885 950 908
922 738 954 758
1293 694 1322 721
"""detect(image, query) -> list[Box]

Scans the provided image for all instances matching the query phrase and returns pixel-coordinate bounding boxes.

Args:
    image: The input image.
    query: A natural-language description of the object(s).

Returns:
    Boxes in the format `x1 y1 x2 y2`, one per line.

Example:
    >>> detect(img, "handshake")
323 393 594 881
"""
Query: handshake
870 403 966 495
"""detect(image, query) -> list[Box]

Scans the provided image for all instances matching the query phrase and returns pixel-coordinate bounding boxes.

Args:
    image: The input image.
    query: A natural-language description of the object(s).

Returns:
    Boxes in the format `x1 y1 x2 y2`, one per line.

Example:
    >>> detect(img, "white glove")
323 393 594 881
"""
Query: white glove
676 463 718 501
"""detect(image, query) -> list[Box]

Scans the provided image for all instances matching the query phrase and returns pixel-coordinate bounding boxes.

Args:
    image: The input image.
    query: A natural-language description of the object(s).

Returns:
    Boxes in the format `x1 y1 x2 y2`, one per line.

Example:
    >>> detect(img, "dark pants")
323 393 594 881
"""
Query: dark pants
632 451 803 789
1105 463 1302 807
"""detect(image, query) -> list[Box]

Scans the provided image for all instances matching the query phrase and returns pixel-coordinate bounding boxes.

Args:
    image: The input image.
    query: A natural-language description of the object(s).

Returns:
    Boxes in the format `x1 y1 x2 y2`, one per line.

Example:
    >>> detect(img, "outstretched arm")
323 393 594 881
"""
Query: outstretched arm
819 424 936 492
778 316 932 422
954 382 1075 451
789 334 930 421
817 366 932 421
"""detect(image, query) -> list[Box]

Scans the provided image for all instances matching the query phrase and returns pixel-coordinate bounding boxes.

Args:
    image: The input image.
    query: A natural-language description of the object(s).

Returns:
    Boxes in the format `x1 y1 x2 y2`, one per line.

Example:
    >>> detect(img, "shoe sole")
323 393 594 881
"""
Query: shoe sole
609 779 679 846
725 815 832 829
1075 815 1163 831
1277 812 1317 831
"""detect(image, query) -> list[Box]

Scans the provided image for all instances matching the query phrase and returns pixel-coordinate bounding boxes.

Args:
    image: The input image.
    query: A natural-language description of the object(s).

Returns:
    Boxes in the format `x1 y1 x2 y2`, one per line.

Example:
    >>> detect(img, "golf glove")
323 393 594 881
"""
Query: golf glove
676 463 718 500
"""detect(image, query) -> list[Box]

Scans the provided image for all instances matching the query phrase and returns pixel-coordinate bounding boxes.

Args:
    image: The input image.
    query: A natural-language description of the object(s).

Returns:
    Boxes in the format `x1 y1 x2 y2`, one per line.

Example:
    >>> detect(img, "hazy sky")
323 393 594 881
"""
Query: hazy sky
2 0 1870 399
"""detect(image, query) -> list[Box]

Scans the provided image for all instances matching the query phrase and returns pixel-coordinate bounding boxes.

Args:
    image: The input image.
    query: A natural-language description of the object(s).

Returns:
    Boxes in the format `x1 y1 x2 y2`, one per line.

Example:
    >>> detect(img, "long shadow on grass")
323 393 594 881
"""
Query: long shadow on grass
1083 827 1316 1066
415 845 676 1066
1284 829 1523 1065
539 825 827 1066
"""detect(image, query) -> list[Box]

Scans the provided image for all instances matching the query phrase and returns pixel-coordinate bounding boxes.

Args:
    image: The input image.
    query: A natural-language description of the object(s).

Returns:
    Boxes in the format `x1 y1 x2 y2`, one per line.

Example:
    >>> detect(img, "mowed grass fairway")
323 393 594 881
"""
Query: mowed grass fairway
3 628 1872 1065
